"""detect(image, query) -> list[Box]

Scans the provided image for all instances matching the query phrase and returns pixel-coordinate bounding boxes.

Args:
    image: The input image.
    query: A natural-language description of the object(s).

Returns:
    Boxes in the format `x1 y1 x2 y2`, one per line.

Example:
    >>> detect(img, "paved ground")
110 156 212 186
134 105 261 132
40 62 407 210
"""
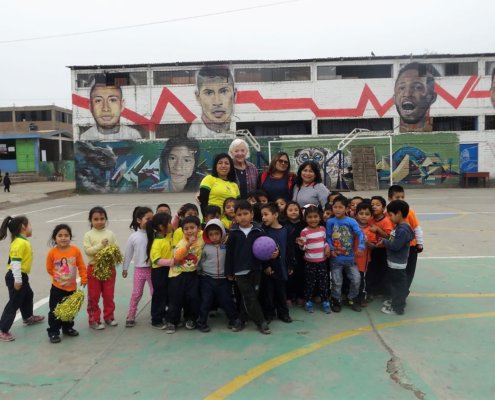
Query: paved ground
0 184 494 399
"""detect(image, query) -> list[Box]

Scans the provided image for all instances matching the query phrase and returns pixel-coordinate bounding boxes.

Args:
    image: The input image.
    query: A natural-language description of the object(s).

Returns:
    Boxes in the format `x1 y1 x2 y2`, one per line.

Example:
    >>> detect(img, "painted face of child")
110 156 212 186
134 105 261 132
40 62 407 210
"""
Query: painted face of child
182 222 199 239
207 228 222 245
286 204 301 222
371 200 385 216
356 208 372 225
261 209 278 227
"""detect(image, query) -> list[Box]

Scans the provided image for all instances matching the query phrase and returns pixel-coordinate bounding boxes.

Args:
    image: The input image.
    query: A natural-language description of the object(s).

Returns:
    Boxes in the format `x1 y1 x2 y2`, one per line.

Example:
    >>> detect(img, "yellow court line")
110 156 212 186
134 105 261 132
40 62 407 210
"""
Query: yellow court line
204 311 495 400
410 292 495 298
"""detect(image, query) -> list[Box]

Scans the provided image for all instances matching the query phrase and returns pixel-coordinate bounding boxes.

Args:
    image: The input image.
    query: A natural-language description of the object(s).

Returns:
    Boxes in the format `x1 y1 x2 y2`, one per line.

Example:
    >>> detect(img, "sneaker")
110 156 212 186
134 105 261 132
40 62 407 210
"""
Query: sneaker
383 299 392 307
229 319 244 332
152 323 166 330
349 298 362 312
0 331 15 342
164 322 176 334
304 301 314 313
381 305 404 315
279 315 293 323
63 328 79 337
185 320 196 330
90 323 105 330
258 321 271 335
331 299 342 313
49 334 61 344
125 320 136 328
198 324 211 333
105 319 118 327
23 315 45 326
322 301 331 314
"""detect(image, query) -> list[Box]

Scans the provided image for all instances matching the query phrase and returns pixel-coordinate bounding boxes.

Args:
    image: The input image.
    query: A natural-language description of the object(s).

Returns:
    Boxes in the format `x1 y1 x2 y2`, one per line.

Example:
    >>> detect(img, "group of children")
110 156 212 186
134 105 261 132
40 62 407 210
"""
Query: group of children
0 184 422 343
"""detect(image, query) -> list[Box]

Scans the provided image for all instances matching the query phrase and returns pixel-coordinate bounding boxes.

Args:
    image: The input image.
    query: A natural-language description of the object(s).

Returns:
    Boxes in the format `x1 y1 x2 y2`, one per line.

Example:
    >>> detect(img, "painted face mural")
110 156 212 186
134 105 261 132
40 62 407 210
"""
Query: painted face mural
90 85 124 129
394 63 437 132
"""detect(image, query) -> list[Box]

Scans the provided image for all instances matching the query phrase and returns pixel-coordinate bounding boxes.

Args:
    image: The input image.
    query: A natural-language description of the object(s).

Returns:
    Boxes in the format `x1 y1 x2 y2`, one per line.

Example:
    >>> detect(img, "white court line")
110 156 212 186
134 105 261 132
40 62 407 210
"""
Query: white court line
418 212 495 215
22 205 66 215
59 219 130 223
46 204 117 223
420 256 495 259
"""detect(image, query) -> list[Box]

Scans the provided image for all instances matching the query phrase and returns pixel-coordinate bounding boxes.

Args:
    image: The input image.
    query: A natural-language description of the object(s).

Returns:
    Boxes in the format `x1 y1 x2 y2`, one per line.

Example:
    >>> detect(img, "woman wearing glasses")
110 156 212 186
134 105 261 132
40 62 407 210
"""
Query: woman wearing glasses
258 152 295 202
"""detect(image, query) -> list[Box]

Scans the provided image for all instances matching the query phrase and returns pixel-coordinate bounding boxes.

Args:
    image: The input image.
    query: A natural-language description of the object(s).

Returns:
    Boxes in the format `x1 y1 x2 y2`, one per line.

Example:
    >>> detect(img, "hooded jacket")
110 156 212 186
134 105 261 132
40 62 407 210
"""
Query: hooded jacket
199 219 227 279
225 222 265 276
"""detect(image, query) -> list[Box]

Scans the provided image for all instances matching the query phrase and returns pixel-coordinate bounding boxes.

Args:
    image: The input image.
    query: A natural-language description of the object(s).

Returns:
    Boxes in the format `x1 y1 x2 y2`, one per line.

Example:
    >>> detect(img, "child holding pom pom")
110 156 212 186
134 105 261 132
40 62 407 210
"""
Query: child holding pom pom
46 224 87 343
83 206 119 330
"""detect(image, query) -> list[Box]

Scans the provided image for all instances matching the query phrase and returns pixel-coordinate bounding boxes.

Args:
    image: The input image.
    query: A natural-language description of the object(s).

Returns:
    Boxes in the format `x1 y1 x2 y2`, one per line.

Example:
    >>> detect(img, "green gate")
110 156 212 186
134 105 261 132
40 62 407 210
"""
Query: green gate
16 139 36 172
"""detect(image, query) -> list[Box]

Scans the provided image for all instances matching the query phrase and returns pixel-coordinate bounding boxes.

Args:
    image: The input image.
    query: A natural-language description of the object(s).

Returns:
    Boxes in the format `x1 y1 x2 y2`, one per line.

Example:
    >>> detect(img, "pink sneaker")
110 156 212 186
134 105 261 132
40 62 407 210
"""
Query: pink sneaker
0 331 15 342
23 315 45 326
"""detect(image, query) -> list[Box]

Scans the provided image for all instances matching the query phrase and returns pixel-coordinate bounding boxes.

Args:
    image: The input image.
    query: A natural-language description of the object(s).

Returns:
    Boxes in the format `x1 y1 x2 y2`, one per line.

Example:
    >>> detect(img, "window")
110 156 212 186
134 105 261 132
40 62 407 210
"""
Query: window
318 118 393 134
155 123 191 138
236 121 311 136
0 111 12 122
485 61 495 76
318 64 392 80
15 110 52 122
485 115 495 130
235 67 311 83
443 62 477 76
77 72 147 87
153 70 196 85
432 116 477 131
55 111 72 123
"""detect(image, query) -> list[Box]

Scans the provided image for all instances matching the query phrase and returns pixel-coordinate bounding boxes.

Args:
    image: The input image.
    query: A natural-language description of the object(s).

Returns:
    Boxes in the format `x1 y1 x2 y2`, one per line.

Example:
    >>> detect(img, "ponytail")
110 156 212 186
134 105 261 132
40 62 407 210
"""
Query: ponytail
0 215 29 241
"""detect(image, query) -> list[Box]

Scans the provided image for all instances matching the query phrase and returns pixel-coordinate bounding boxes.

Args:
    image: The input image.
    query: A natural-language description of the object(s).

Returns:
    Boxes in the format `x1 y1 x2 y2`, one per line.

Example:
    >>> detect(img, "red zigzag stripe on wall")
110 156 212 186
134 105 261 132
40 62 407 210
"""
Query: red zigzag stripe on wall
72 77 490 131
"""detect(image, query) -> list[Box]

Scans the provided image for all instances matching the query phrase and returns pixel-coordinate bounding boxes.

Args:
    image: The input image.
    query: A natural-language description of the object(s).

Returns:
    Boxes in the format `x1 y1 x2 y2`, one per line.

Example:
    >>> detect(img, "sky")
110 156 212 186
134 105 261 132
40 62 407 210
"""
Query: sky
1 0 494 109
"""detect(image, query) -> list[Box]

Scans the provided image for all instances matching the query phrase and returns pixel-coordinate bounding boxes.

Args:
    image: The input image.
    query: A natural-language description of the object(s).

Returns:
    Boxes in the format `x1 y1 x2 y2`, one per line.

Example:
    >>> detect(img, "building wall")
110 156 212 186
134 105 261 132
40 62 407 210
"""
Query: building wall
70 55 495 193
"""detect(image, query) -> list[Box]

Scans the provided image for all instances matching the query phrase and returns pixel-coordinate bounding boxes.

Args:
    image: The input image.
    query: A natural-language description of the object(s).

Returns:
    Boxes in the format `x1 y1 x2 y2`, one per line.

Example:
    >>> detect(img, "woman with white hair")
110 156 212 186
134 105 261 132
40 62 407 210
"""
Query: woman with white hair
228 138 258 199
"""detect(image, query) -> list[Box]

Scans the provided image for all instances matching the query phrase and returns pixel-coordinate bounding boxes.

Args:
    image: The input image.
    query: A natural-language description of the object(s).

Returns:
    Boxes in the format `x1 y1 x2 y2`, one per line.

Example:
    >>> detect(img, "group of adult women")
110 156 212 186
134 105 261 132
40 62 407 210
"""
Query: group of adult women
198 138 330 215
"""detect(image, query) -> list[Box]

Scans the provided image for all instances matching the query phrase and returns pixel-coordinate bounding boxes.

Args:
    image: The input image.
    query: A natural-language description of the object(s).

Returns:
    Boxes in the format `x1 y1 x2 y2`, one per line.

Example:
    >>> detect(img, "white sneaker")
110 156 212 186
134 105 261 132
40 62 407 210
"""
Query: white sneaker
381 305 399 315
383 299 392 307
90 323 105 330
105 320 118 327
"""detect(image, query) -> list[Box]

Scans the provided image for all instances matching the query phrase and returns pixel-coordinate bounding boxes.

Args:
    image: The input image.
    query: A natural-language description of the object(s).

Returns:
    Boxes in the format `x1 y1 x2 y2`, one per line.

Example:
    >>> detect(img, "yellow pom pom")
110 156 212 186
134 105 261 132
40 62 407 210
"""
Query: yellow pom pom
54 290 85 322
92 244 123 281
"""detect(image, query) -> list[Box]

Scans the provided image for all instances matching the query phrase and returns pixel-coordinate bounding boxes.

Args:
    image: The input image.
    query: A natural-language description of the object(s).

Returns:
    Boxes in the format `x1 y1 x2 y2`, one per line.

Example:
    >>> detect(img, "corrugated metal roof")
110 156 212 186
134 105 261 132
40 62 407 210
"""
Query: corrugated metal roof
67 52 495 70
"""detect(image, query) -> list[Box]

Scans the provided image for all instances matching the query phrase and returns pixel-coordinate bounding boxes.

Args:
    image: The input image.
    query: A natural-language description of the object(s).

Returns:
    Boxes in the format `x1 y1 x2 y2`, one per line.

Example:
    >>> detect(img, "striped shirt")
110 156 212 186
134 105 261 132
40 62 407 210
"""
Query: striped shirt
300 226 328 263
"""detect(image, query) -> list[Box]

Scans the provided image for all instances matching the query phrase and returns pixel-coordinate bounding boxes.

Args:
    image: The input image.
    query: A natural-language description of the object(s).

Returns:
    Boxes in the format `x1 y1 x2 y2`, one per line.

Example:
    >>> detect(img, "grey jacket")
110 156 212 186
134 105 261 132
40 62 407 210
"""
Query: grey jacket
382 223 414 269
199 219 227 279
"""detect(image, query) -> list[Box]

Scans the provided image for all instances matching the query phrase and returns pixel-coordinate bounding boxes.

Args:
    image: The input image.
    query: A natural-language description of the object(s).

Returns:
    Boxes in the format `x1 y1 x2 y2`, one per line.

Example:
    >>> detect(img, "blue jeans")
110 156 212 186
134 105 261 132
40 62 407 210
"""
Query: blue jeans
331 259 361 300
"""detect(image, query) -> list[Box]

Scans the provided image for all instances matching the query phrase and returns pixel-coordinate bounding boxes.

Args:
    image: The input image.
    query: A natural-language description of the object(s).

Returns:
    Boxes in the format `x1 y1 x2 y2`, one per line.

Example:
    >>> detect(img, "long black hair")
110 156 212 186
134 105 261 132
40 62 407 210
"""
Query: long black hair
130 206 153 231
211 153 236 182
145 212 172 261
295 161 323 186
0 215 29 241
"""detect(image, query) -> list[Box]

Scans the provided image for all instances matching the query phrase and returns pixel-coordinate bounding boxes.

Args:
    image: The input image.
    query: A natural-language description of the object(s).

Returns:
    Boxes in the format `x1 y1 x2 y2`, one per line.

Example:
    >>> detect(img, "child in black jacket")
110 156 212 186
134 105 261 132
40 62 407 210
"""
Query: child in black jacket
225 200 274 334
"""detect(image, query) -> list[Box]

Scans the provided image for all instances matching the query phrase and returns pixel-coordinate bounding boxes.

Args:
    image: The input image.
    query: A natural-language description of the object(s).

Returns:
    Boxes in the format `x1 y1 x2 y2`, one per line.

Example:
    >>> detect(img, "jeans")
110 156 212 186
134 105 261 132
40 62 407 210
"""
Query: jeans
388 267 407 313
235 270 265 326
330 259 361 300
198 276 238 325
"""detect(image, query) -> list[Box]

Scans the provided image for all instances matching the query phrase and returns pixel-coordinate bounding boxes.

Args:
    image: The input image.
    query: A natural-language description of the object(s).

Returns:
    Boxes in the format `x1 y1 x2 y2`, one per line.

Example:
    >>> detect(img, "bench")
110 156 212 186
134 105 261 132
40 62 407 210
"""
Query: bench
460 172 489 188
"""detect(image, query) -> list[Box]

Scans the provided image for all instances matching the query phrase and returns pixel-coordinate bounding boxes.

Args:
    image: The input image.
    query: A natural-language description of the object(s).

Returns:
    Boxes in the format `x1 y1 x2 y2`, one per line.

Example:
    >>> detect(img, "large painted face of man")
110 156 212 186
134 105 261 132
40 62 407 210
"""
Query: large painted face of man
196 78 235 125
394 68 437 125
90 85 124 129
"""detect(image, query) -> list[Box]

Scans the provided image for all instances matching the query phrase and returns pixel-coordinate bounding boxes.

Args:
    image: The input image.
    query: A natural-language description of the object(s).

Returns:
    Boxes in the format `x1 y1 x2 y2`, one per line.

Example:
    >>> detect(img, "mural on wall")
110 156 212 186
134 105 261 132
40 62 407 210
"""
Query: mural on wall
374 133 459 186
187 66 237 139
79 80 147 141
459 143 479 173
394 63 438 133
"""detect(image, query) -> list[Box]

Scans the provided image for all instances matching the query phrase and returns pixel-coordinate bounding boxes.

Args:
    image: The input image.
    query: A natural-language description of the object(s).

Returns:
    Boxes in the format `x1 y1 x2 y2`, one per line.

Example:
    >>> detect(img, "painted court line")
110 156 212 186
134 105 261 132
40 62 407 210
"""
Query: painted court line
411 292 495 298
419 256 495 259
46 204 118 223
204 311 495 400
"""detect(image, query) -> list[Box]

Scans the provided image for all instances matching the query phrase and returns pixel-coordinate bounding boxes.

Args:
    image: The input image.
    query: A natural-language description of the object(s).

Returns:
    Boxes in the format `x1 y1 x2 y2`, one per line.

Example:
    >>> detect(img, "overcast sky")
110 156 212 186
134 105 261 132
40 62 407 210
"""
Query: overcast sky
1 0 494 109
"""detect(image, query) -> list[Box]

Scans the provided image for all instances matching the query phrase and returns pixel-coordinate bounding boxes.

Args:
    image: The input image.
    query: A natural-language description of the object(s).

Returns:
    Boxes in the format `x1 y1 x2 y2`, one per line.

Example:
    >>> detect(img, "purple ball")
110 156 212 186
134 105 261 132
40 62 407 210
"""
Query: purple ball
252 236 277 261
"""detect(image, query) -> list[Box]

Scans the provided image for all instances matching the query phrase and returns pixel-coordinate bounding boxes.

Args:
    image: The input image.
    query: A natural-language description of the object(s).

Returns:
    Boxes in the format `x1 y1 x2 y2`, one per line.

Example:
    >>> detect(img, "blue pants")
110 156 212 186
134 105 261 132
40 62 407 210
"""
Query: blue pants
330 259 361 300
198 276 238 325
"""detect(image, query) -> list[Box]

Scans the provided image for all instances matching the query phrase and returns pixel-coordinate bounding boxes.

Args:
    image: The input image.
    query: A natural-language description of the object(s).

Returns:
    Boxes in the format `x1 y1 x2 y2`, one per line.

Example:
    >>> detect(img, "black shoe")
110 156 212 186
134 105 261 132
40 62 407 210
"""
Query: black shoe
49 334 61 344
229 319 244 332
279 315 293 323
349 298 362 312
331 298 342 313
258 321 271 335
197 324 211 333
63 328 79 337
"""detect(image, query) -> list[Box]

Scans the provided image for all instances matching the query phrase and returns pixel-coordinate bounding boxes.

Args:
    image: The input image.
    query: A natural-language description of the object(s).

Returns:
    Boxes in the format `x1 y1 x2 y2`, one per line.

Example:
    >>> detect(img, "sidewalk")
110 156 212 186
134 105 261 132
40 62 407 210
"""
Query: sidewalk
0 180 76 209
